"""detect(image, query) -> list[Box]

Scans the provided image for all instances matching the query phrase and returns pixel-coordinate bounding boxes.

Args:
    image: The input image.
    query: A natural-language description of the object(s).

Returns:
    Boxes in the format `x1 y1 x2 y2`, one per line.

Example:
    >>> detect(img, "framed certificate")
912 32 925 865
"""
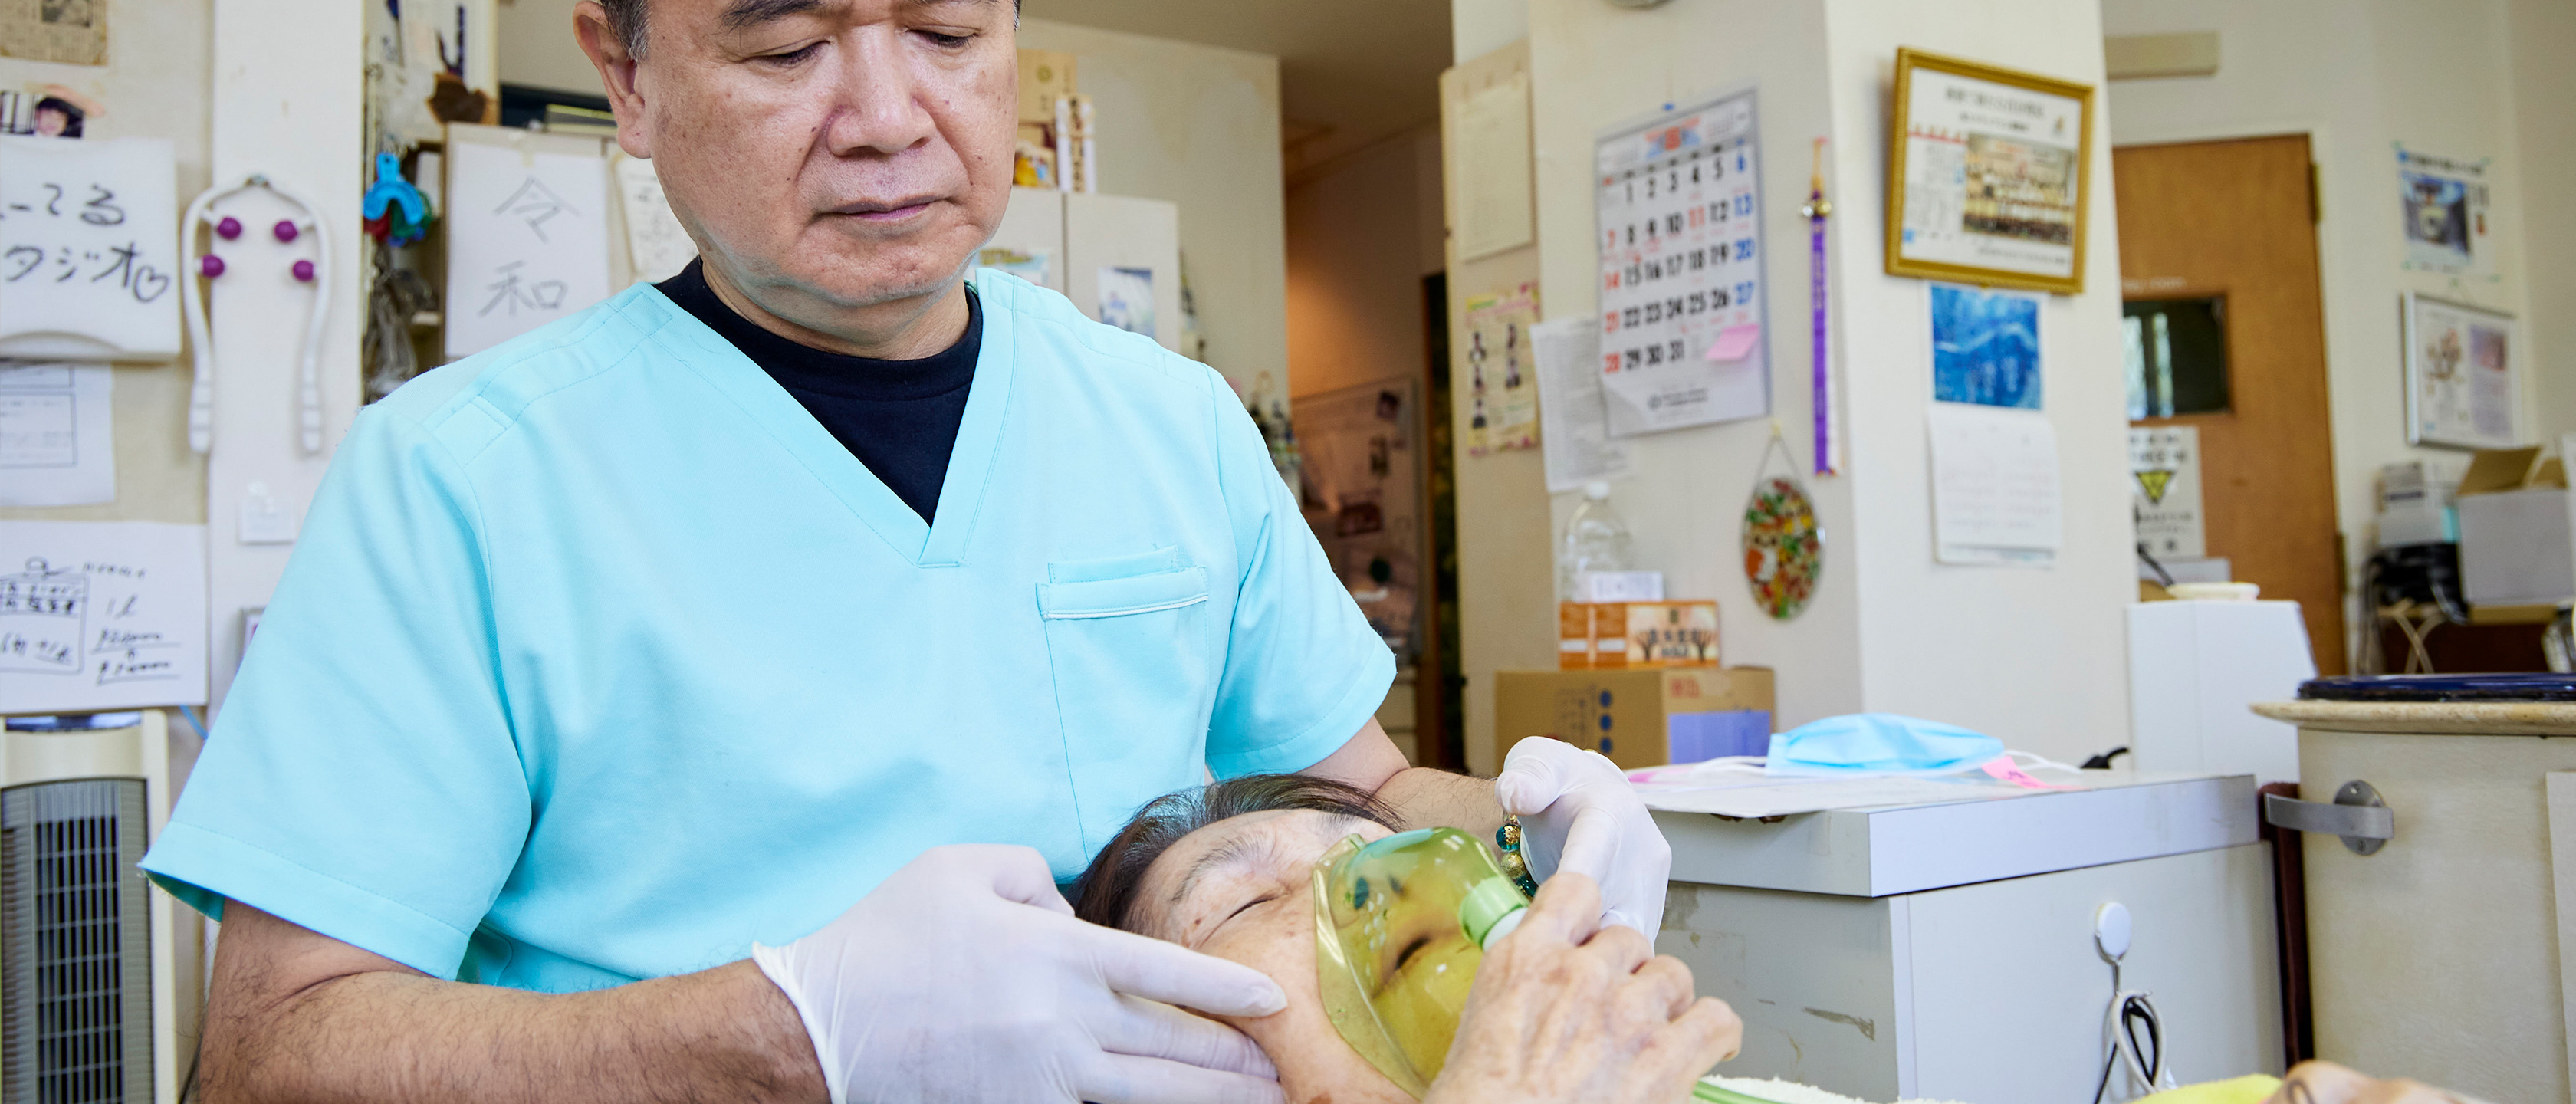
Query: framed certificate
1884 49 2096 294
2404 292 2521 450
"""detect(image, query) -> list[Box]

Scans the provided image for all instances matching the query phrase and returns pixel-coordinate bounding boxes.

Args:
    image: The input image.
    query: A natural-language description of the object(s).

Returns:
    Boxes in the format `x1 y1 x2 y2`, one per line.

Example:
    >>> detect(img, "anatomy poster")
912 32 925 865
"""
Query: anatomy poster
1594 89 1768 437
1462 284 1539 455
2405 293 2518 451
0 521 206 713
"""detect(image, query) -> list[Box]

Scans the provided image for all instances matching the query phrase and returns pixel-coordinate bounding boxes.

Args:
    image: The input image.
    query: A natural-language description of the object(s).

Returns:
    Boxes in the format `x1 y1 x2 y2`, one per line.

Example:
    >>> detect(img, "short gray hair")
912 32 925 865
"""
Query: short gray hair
601 0 1020 58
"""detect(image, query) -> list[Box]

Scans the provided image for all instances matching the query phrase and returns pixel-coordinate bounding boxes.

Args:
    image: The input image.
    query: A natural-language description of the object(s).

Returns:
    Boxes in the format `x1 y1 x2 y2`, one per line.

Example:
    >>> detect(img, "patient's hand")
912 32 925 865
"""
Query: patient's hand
1425 873 1741 1104
2269 1061 2469 1104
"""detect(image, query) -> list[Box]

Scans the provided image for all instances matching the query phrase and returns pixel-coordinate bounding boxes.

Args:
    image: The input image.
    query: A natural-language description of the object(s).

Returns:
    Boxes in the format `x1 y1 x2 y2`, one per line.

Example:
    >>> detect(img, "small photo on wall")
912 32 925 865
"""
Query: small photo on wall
1097 265 1155 337
1929 282 2043 409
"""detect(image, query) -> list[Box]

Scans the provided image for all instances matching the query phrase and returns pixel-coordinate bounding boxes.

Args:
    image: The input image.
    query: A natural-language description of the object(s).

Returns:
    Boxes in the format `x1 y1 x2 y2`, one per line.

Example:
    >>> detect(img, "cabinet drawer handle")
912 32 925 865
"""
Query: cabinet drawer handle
2263 780 2394 856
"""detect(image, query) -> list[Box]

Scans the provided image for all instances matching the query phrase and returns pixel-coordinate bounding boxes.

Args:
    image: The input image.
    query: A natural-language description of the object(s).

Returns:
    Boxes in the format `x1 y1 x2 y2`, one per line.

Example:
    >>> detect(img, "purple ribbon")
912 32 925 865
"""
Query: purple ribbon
1809 197 1833 476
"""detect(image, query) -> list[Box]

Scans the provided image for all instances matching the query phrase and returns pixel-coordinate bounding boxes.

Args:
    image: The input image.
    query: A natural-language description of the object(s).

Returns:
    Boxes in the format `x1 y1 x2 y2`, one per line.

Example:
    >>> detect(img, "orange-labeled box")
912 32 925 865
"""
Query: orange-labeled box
1557 600 1720 669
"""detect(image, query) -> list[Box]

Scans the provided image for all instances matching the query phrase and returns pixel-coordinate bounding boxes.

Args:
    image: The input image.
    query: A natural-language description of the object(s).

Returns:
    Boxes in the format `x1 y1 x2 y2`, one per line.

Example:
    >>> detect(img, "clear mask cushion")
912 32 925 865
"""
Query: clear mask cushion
1312 828 1531 1099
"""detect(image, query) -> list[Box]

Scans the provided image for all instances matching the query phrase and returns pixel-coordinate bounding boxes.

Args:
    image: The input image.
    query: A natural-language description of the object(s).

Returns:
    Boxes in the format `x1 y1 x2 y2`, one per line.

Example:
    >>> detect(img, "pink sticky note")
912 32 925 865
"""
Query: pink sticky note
1704 324 1762 362
1980 755 2081 791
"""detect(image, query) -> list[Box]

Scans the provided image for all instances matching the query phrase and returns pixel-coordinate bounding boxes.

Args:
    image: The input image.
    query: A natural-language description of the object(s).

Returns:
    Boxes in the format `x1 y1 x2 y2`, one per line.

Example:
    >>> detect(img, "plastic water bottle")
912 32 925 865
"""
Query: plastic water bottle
1558 481 1634 602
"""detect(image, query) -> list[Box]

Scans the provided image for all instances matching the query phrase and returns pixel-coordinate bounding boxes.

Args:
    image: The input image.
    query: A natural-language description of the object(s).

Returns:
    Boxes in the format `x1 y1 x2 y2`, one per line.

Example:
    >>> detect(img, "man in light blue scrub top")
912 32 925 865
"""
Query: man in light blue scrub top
142 0 1681 1101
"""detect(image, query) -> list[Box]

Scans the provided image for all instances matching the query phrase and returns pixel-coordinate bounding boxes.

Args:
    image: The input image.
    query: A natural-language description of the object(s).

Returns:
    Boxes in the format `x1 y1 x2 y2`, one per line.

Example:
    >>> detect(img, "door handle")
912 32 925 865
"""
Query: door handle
2263 780 2393 855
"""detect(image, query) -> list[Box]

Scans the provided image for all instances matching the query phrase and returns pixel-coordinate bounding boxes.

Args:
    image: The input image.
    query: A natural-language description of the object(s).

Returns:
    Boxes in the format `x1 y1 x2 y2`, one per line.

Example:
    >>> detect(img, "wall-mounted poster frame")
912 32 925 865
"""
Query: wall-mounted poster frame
2402 291 2521 451
1884 48 2095 295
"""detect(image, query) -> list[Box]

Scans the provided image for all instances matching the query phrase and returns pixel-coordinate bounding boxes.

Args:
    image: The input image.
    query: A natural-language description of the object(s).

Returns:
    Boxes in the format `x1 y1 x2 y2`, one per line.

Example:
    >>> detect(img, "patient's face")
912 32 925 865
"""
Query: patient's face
1131 810 1411 1104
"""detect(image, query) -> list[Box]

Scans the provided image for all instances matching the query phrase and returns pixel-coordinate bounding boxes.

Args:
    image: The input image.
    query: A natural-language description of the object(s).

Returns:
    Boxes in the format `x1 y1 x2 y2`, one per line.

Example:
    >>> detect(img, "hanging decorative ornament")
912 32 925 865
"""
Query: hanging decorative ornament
1743 423 1822 621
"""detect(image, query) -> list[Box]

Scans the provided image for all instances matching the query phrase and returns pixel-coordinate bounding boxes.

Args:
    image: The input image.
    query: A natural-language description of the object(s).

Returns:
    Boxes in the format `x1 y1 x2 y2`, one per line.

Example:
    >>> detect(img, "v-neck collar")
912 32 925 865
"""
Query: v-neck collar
639 277 1016 568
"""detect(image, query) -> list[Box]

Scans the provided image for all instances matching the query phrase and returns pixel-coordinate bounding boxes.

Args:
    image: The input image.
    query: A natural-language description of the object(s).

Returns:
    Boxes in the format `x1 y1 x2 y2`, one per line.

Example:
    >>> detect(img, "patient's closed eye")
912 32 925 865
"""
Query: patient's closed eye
1225 893 1276 924
1392 935 1431 971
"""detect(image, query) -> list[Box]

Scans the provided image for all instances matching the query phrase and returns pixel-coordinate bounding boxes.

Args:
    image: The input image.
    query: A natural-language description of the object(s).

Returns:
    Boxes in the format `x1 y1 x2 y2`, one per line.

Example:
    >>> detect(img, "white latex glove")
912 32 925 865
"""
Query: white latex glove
1492 737 1672 936
751 843 1290 1104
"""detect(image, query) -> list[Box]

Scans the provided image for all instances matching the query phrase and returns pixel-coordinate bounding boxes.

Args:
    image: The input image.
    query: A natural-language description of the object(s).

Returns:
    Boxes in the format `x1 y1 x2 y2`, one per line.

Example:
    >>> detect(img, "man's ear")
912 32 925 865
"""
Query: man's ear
573 0 653 159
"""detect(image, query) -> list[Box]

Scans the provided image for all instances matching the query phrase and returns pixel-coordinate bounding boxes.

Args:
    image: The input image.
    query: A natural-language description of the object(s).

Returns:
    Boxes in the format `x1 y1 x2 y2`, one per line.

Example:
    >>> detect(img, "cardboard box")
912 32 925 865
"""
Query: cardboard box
1017 50 1076 124
1556 600 1719 669
1494 666 1773 771
2454 442 2576 605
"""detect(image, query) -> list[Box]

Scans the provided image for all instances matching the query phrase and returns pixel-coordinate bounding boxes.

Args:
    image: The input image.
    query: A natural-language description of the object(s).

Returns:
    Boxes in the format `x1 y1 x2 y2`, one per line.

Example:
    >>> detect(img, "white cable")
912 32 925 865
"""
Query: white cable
178 186 220 454
2008 749 2084 774
2095 963 2178 1104
262 177 331 455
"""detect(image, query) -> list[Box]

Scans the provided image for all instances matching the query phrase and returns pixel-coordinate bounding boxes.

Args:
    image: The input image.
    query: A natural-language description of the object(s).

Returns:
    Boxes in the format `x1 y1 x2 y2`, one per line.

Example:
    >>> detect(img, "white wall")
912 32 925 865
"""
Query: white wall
2509 0 2576 443
2101 0 2566 663
1520 0 1860 741
497 0 605 96
1451 0 2137 766
0 2 212 527
1286 126 1444 399
1819 0 2133 759
202 0 366 708
1451 0 1527 64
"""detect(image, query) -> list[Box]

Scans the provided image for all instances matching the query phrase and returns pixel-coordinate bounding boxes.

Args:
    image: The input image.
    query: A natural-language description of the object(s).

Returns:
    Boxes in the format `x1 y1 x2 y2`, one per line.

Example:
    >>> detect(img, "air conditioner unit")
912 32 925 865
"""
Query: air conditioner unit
0 711 202 1103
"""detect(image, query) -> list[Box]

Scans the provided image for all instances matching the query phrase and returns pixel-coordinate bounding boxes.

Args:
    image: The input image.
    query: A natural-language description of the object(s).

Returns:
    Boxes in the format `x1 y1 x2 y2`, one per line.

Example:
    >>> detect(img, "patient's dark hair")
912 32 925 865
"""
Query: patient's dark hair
1075 774 1400 932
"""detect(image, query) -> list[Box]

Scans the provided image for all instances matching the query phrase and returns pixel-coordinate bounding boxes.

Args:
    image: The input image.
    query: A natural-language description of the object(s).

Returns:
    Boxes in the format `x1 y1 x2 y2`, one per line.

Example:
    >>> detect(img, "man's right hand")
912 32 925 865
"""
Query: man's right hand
751 843 1291 1104
1427 873 1741 1104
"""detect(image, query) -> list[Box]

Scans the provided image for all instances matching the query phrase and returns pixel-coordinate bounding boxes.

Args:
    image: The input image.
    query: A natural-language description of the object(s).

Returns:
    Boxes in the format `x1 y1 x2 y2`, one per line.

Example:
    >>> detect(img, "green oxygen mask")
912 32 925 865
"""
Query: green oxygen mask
1312 827 1532 1099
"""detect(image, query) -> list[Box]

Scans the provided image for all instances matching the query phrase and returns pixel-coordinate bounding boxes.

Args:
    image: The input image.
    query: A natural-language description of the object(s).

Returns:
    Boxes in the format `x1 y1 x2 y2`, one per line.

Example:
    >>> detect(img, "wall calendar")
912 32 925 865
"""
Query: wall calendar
1593 88 1769 437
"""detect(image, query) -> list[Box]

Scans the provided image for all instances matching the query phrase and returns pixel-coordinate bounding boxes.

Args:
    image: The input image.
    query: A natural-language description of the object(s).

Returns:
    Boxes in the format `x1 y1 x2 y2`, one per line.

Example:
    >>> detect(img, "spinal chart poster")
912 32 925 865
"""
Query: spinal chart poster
1593 88 1769 438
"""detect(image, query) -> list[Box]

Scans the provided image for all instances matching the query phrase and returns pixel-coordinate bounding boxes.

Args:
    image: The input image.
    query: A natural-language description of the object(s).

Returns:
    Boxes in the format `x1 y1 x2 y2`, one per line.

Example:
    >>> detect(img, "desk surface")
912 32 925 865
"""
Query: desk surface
1655 770 2257 897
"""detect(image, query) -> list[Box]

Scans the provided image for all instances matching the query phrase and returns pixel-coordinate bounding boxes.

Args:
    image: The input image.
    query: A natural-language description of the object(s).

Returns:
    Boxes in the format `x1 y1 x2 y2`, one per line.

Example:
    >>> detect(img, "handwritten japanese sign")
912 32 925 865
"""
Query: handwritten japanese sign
0 521 207 712
0 136 181 360
444 127 613 358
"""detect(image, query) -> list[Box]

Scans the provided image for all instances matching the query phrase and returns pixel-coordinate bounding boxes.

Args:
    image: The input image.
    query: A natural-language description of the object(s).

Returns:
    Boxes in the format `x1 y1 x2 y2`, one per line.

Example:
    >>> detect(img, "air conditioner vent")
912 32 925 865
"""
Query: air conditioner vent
2 778 152 1104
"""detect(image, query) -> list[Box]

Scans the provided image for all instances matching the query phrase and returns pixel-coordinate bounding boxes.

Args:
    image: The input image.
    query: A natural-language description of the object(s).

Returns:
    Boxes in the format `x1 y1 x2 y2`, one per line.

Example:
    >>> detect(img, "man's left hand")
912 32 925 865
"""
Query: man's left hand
1493 738 1671 936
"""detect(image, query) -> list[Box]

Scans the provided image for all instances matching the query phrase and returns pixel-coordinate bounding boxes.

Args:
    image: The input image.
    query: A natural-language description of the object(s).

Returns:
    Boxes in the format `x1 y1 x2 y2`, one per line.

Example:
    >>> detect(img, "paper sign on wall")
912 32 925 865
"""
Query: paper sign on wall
1532 316 1629 492
1927 405 2061 567
1454 73 1535 261
445 128 614 358
0 361 112 507
1464 284 1539 455
2130 426 2205 560
611 153 696 286
0 136 181 361
0 521 208 713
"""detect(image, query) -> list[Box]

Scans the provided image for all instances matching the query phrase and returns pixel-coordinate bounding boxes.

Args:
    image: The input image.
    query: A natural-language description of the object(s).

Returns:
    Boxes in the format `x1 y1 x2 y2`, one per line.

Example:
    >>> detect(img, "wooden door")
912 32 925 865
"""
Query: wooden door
2114 136 2345 672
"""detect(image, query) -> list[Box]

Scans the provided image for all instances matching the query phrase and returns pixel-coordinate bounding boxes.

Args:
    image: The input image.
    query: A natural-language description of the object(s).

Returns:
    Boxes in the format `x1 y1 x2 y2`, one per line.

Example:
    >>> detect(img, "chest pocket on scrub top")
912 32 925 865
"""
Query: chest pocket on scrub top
1036 547 1216 849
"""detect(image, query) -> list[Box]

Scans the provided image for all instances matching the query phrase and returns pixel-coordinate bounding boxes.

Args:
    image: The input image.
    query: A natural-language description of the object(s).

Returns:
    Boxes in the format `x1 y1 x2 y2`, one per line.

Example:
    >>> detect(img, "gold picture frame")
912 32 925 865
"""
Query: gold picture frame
1884 48 2096 294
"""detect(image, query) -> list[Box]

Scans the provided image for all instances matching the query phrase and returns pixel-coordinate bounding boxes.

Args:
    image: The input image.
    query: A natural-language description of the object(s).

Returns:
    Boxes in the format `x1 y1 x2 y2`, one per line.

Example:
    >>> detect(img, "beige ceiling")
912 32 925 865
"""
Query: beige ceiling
1020 0 1450 179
